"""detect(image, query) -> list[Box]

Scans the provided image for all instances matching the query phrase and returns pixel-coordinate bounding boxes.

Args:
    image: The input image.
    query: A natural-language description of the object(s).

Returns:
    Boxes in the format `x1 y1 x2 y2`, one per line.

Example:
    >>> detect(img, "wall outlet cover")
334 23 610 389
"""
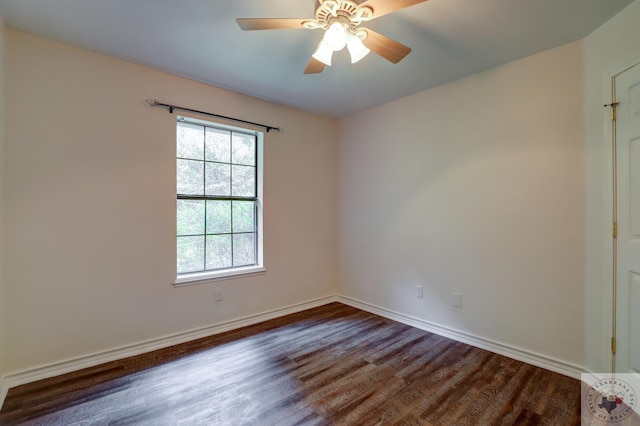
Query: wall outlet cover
453 292 462 307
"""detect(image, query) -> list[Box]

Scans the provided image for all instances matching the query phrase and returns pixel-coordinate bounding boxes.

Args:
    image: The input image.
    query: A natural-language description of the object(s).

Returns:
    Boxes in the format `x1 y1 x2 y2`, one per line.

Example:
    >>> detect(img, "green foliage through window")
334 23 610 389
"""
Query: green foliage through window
176 119 259 275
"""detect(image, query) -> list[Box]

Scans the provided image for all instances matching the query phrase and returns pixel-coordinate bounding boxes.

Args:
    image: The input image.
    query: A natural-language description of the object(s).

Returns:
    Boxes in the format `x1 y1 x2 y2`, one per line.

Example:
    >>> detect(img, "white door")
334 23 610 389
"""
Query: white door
615 61 640 373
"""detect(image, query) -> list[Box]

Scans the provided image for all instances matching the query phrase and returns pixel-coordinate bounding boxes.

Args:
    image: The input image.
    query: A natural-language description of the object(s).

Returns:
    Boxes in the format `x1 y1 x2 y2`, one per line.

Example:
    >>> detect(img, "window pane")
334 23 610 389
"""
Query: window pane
177 159 204 195
233 233 256 267
205 162 231 196
177 122 204 160
232 133 256 166
206 235 232 269
206 128 231 163
177 236 204 274
231 165 255 197
206 200 231 234
232 201 255 233
176 119 262 278
177 200 204 236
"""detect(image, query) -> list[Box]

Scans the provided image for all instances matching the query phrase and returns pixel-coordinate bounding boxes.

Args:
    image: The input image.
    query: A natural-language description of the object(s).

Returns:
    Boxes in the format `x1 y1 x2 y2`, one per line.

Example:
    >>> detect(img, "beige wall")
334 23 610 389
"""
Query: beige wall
3 30 339 373
338 41 586 366
584 0 640 372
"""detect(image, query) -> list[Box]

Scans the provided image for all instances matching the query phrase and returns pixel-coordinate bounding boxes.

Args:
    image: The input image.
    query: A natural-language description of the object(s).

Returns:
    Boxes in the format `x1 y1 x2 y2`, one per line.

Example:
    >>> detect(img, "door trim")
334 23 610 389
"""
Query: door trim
607 56 640 373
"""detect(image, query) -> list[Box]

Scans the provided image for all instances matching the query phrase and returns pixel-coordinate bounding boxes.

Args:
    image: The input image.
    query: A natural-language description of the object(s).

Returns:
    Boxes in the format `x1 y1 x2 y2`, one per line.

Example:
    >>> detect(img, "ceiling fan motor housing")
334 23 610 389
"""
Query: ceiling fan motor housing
309 0 374 30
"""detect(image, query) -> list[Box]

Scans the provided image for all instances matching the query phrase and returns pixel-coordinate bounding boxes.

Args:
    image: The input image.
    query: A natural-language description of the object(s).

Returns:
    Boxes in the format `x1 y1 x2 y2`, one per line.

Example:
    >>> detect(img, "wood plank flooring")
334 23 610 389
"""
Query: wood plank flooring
0 303 581 425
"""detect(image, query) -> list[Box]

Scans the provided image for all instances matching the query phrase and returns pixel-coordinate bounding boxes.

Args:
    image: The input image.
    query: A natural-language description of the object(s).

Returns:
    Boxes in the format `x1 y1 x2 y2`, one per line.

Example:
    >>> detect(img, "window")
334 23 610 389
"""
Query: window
174 116 264 285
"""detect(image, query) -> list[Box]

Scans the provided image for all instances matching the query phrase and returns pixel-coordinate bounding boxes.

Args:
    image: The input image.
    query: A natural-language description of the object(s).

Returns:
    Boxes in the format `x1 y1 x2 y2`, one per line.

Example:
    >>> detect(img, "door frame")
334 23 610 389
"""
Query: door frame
606 56 640 373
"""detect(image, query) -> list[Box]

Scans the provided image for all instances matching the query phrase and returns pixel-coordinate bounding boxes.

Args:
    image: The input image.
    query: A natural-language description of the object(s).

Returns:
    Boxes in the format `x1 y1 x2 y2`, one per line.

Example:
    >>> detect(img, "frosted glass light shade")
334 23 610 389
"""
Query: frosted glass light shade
347 35 370 63
312 40 333 66
324 22 348 51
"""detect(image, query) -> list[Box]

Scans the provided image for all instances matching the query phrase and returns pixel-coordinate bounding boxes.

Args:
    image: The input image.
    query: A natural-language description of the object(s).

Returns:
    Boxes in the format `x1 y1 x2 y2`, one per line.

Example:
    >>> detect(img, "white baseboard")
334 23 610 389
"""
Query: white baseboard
336 295 585 380
0 294 340 410
0 378 8 412
0 293 586 410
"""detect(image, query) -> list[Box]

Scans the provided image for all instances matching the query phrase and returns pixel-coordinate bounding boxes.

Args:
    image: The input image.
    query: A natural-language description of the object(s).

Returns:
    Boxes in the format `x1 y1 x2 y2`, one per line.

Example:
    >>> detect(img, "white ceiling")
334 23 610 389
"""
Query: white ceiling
0 0 634 118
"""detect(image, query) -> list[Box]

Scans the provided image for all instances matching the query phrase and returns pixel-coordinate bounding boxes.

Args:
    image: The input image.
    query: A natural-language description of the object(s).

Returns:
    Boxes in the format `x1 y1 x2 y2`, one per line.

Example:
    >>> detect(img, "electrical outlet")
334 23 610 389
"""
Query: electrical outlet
214 289 223 302
416 285 423 298
452 292 462 308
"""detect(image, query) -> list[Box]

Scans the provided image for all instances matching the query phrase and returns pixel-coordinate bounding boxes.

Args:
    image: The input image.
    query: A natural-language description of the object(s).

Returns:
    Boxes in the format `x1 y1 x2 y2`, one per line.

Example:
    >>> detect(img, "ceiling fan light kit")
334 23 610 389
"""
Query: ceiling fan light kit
312 21 371 65
312 40 334 65
324 21 350 51
346 31 370 63
237 0 429 74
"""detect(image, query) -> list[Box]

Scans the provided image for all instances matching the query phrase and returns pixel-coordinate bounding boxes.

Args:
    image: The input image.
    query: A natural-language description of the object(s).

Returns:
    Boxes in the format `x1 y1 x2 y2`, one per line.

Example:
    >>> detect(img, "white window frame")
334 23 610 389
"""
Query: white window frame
173 115 265 287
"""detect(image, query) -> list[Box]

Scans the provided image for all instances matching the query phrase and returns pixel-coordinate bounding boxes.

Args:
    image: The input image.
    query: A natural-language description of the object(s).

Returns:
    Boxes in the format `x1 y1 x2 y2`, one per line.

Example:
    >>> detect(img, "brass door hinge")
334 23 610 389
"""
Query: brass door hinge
612 337 617 354
613 222 618 238
604 102 620 121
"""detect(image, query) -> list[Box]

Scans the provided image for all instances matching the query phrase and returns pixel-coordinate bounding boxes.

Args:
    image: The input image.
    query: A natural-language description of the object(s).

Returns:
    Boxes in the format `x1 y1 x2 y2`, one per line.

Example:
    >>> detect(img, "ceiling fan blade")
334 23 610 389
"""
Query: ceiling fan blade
304 57 326 74
360 0 429 20
236 18 309 31
362 29 411 64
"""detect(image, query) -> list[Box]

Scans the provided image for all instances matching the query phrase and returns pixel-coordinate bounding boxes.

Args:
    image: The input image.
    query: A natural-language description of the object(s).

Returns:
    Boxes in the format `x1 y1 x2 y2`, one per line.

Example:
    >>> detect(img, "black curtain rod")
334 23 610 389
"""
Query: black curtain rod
145 99 284 133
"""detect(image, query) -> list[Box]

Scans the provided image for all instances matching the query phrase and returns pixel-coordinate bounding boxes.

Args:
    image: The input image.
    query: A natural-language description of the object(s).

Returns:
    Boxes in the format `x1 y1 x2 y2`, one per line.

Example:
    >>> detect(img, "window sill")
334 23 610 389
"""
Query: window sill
173 266 266 287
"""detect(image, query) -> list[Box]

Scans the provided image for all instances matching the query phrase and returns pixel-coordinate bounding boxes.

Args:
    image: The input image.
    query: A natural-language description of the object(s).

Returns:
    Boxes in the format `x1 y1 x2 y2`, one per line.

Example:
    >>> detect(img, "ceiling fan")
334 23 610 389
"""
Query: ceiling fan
237 0 429 74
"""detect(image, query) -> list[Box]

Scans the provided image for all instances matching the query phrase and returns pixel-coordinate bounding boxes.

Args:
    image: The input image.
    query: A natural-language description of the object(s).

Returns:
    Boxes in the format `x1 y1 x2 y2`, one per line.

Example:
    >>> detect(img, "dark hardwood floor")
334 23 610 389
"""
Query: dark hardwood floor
0 303 581 425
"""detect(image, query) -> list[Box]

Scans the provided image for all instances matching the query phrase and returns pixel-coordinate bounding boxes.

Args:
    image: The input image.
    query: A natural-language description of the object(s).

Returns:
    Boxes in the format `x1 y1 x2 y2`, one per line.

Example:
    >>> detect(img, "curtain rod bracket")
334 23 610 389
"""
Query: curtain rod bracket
144 98 283 133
